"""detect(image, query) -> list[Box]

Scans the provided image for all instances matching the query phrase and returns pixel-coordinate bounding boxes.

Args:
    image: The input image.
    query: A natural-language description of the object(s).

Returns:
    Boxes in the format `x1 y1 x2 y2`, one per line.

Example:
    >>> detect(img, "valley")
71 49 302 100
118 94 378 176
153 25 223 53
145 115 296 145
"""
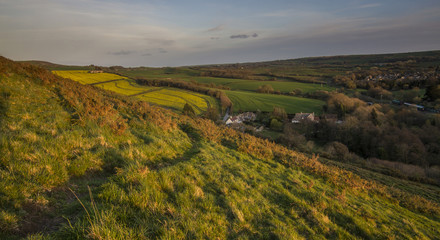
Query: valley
1 51 440 239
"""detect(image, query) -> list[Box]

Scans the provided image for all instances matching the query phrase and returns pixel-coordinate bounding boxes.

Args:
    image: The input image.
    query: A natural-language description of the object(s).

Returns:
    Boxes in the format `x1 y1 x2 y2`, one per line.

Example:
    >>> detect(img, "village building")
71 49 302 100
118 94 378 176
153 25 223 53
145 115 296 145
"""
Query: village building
291 112 315 123
89 70 104 73
225 112 256 125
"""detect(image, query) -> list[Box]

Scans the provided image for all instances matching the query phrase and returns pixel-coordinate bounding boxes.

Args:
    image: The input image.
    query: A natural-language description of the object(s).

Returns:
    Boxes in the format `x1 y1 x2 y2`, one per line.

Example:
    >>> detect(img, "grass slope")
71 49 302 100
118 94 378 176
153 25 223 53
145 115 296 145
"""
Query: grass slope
1 57 440 239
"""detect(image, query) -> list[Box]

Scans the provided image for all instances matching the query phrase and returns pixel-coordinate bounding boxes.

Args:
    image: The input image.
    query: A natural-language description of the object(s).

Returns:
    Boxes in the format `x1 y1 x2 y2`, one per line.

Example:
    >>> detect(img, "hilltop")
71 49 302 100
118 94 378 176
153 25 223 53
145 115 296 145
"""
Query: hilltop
1 56 440 239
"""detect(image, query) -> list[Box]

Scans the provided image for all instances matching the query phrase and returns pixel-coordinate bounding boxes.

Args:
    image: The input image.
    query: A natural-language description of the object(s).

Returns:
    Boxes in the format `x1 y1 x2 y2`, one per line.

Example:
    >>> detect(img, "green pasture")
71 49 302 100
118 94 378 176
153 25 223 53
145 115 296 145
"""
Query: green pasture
224 80 335 93
117 68 336 93
226 90 324 114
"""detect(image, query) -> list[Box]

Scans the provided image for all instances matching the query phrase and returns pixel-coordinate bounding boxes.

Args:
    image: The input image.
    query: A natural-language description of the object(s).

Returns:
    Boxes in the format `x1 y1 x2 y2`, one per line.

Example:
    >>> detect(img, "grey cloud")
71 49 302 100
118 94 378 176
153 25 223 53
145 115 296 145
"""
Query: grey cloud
210 37 220 40
158 48 167 53
230 33 258 39
108 50 135 56
357 3 382 9
142 53 152 56
144 38 175 46
206 25 224 32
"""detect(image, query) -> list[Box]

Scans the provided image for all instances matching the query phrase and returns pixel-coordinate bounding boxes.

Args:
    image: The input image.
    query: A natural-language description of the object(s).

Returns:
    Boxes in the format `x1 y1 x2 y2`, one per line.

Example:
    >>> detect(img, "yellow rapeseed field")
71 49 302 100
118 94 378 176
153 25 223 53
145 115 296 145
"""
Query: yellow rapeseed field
52 70 127 84
53 70 216 114
94 80 154 96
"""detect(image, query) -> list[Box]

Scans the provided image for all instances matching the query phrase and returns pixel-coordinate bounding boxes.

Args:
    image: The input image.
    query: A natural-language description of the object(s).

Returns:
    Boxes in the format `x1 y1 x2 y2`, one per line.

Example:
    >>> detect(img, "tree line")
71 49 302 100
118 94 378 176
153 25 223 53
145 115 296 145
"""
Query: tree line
281 93 440 167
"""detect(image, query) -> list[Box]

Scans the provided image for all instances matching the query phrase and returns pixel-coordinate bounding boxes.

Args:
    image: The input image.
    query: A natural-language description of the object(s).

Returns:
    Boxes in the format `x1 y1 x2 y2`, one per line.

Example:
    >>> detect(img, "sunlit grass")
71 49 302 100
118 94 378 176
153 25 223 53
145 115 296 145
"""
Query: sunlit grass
226 90 324 113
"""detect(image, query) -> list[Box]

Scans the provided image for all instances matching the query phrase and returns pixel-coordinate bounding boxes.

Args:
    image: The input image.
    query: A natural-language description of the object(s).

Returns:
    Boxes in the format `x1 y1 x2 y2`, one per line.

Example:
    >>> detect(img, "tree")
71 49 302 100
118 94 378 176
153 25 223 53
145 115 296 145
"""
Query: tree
203 106 219 122
271 106 287 121
256 84 274 94
183 103 195 116
371 108 379 126
424 84 440 102
325 141 350 161
270 118 283 131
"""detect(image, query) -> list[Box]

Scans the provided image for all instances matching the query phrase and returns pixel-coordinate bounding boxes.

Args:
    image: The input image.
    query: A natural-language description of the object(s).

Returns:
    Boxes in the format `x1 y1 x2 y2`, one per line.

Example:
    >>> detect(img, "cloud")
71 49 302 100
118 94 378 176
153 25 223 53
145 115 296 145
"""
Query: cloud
210 37 220 40
230 33 258 39
142 53 152 56
108 50 135 56
158 48 168 53
206 24 224 32
144 38 175 46
357 3 382 9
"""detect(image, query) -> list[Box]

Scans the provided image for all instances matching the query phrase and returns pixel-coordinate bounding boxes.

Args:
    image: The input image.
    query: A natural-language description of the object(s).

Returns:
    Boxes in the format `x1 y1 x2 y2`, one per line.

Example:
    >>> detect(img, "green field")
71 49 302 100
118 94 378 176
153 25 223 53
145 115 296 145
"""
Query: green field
116 68 330 114
226 90 324 113
117 68 336 93
53 70 217 114
224 80 334 93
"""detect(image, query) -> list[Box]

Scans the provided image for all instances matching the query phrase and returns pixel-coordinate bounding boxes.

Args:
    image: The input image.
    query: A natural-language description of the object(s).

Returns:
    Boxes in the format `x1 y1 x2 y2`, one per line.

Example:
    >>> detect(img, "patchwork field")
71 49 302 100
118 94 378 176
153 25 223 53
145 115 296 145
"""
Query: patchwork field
94 80 155 96
52 70 127 84
137 88 217 113
224 80 334 93
53 70 217 114
116 68 336 93
226 90 324 114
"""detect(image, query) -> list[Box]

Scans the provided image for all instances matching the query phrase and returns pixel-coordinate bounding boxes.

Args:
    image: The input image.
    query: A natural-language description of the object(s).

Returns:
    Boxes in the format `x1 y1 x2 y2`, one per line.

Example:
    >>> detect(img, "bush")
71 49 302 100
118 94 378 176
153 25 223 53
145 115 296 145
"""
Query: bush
183 103 195 116
324 141 349 161
256 84 274 94
270 118 283 131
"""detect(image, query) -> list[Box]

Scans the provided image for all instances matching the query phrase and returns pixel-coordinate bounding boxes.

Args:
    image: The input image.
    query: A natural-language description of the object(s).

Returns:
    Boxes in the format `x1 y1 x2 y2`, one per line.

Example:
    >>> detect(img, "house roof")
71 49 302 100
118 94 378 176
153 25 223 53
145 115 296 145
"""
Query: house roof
292 112 314 121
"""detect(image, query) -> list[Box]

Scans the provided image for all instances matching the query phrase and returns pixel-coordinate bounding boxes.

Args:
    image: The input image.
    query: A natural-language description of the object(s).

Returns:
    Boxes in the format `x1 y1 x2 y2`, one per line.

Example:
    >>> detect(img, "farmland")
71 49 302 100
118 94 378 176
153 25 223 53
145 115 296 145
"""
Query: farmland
224 80 333 93
94 80 155 96
137 88 217 114
53 70 217 114
2 58 440 239
226 90 324 114
52 70 127 84
115 68 329 114
115 68 336 93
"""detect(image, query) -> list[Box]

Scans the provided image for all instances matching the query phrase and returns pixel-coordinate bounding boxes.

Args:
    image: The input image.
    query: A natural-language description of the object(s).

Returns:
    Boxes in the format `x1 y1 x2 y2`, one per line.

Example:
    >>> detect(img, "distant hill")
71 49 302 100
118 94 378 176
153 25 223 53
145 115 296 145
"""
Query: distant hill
19 60 92 71
1 56 440 239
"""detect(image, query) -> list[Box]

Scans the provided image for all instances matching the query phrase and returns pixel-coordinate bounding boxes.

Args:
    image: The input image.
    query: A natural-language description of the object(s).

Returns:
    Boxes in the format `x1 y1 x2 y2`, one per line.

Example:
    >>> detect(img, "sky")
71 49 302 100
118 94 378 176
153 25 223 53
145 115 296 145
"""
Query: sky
1 0 440 67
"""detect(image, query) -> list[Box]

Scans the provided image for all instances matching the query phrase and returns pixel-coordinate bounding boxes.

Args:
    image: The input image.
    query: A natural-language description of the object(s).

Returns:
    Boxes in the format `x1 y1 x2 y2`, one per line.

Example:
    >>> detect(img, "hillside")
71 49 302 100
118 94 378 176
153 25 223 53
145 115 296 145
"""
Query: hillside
1 56 440 239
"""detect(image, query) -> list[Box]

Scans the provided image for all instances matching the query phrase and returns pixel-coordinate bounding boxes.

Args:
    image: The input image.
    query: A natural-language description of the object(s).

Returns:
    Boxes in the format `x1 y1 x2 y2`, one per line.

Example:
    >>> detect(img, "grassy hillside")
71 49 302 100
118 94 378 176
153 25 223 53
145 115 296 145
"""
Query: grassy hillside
1 57 440 239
